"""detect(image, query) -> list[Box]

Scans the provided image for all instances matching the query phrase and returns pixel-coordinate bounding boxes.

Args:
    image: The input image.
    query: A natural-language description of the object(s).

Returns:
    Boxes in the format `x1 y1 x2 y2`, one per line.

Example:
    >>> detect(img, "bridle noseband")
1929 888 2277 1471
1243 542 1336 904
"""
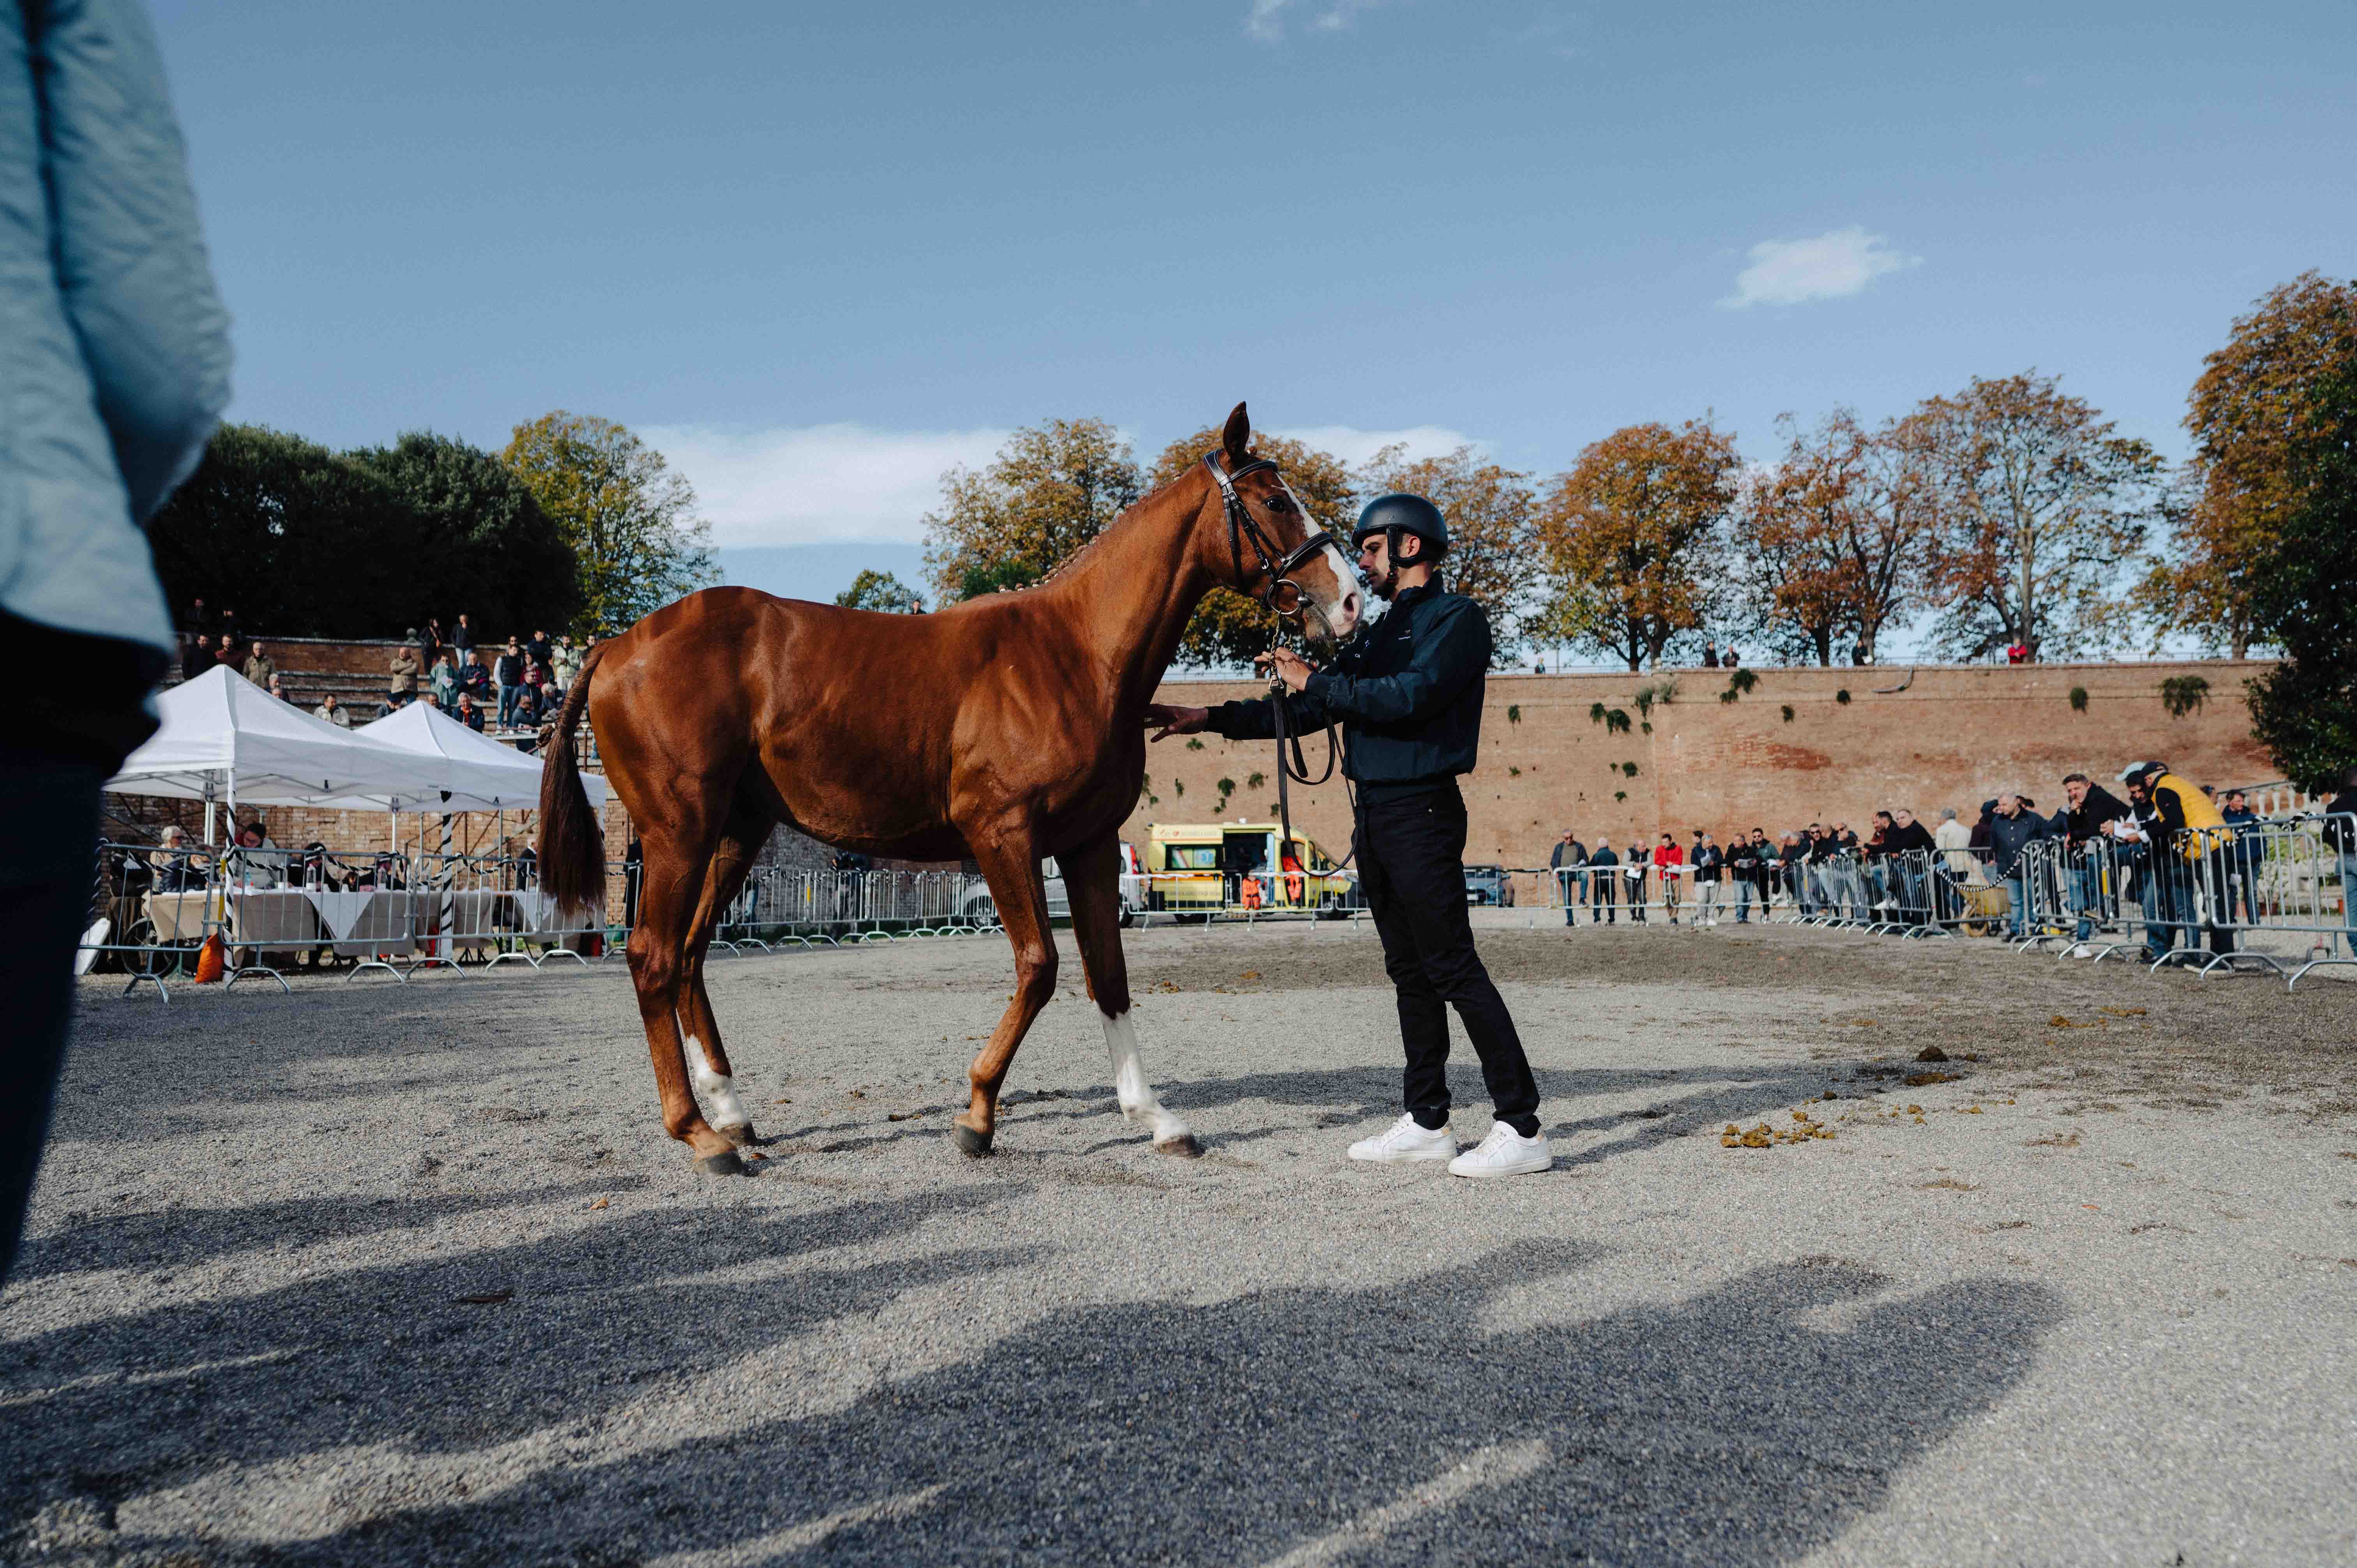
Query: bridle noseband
1201 452 1335 620
1198 451 1349 871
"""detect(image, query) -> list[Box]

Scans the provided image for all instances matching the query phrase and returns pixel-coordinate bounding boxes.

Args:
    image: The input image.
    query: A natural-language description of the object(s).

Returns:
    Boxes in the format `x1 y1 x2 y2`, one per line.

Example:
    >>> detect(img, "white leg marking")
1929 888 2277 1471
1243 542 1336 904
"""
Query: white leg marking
682 1033 749 1131
1101 1009 1193 1145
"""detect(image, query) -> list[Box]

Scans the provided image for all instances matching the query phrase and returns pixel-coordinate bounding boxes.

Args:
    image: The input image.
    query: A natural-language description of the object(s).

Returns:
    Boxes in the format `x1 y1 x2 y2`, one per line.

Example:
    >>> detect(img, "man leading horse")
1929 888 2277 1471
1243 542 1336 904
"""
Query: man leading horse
1146 494 1551 1179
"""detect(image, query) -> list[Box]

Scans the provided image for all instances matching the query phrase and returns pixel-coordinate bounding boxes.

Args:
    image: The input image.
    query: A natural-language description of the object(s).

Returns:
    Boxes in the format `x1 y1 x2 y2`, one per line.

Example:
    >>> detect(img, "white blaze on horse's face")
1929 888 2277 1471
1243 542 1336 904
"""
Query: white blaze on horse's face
1273 475 1360 645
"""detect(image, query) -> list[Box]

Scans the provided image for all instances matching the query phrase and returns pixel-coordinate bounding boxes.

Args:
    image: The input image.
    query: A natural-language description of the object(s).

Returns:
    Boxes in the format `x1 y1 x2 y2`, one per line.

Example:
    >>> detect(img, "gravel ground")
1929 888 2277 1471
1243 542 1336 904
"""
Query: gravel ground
8 918 2354 1567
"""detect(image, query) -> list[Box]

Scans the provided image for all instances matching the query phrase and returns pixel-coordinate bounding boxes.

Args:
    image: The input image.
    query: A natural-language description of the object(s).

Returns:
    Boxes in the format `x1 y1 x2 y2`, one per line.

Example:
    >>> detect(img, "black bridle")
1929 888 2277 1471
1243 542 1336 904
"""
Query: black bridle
1201 452 1336 620
1198 451 1350 872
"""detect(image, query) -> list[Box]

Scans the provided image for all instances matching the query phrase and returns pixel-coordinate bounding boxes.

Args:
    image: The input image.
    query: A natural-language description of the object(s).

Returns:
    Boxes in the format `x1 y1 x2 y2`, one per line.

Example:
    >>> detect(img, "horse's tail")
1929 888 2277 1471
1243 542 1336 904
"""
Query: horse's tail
539 642 609 923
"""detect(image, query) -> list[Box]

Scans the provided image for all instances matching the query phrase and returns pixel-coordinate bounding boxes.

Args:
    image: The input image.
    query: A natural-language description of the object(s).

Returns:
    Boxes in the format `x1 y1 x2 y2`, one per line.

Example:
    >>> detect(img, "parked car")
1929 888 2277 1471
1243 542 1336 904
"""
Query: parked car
960 846 1141 927
1463 863 1516 906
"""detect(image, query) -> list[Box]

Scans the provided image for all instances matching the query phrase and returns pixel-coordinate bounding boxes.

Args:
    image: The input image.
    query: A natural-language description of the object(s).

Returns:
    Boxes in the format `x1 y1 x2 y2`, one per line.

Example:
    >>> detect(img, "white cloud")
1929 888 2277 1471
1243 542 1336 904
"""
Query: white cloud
1718 225 1919 309
640 418 1490 547
1246 0 1395 41
640 423 1010 547
1269 424 1480 467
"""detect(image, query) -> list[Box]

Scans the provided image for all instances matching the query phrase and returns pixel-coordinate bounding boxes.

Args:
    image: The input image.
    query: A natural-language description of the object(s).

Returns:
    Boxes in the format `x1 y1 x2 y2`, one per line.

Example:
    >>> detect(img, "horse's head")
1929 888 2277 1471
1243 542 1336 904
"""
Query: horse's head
1204 403 1362 648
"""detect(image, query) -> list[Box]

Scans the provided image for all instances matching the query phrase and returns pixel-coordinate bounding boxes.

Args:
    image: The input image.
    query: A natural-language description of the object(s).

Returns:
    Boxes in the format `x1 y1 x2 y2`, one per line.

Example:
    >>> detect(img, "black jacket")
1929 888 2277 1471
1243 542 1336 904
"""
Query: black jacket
1211 579 1491 795
1885 821 1935 857
1549 840 1587 869
1693 844 1723 882
2064 784 2129 849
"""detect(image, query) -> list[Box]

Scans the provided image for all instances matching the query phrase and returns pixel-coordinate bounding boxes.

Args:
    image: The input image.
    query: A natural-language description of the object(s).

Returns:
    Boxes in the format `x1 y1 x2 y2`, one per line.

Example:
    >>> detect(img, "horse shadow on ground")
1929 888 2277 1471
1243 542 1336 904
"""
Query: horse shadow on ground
22 1237 2062 1567
800 1063 1862 1172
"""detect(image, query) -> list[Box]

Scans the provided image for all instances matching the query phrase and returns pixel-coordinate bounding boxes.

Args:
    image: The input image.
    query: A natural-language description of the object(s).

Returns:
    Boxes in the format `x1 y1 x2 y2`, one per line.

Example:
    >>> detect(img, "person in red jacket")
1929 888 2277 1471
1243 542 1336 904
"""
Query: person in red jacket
1652 832 1686 924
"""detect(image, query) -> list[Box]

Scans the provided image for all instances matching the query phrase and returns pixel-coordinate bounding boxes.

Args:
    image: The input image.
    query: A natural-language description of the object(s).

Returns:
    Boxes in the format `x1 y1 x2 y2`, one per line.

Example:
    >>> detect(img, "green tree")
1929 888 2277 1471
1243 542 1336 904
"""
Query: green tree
500 412 717 636
1145 426 1357 668
2245 358 2357 790
2142 273 2357 657
834 569 926 613
1912 372 2162 661
922 418 1140 603
148 423 416 636
351 431 580 636
1359 444 1541 655
1536 418 1739 671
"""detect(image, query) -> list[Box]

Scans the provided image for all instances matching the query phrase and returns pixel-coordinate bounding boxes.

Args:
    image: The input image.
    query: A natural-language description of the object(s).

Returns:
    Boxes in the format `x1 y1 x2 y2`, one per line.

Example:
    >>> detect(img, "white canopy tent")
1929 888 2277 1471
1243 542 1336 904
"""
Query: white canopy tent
104 667 453 832
352 700 605 812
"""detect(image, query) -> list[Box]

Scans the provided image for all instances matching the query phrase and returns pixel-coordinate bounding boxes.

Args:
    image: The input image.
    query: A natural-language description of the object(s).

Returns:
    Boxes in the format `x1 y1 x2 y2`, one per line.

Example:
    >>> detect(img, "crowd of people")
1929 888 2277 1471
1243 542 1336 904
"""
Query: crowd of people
1542 759 2357 959
175 601 582 739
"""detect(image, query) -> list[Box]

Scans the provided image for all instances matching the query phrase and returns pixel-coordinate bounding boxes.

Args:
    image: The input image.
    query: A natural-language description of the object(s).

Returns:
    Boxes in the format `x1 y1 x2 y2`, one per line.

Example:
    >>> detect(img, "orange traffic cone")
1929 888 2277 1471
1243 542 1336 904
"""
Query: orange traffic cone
193 931 226 984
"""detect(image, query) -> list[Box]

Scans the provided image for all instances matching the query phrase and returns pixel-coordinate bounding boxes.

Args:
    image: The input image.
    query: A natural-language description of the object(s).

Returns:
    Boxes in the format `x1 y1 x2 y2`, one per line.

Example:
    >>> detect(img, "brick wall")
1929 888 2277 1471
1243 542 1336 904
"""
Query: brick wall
132 643 2281 890
1123 660 2279 878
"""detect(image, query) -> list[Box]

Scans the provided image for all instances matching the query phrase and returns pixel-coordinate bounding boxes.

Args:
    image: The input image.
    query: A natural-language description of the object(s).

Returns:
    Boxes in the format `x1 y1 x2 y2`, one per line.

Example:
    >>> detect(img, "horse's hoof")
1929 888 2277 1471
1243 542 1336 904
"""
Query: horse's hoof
721 1122 758 1148
952 1123 994 1158
1154 1132 1203 1159
698 1150 747 1176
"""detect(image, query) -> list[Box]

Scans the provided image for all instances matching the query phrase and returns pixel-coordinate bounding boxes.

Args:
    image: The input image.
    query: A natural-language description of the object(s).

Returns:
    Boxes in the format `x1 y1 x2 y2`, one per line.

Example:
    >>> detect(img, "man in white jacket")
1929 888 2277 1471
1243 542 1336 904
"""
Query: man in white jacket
0 0 231 1277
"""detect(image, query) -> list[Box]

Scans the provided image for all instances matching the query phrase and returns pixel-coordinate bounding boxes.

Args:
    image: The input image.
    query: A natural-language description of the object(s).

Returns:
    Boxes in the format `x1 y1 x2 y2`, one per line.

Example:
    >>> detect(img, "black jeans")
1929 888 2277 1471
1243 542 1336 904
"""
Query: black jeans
0 748 108 1279
1354 784 1541 1136
1589 875 1615 922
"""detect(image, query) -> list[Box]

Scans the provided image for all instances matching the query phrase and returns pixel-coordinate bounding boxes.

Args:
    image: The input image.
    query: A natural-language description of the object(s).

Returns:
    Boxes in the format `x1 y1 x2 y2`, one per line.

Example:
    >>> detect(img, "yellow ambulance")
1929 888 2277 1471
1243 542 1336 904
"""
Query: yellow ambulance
1141 822 1356 917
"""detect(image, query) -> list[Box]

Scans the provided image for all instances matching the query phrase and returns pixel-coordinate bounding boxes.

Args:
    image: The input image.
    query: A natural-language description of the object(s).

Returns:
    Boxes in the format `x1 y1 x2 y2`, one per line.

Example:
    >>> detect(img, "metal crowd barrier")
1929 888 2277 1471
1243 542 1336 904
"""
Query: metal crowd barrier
1751 815 2355 991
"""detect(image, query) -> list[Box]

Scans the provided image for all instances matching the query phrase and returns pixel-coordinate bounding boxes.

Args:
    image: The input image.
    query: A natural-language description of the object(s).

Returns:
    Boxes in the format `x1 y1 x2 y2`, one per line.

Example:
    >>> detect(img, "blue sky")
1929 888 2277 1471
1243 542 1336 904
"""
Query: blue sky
150 0 2354 608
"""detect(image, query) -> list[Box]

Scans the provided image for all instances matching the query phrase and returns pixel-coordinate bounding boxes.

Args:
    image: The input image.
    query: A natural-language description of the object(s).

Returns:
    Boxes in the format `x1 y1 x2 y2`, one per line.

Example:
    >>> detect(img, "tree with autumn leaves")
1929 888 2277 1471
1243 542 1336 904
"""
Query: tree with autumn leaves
2141 272 2357 659
1535 419 1737 672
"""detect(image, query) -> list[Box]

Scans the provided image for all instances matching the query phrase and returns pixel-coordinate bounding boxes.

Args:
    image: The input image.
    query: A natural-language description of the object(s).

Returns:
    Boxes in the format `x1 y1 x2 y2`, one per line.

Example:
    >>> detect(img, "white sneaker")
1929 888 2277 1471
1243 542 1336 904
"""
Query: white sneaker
2067 943 2094 959
1447 1122 1553 1178
1348 1113 1457 1164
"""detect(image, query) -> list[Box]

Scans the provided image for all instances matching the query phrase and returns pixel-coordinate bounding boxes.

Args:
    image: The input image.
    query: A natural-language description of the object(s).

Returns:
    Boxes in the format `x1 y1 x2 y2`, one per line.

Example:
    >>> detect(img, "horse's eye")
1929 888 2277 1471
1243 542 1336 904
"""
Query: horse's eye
1266 494 1292 513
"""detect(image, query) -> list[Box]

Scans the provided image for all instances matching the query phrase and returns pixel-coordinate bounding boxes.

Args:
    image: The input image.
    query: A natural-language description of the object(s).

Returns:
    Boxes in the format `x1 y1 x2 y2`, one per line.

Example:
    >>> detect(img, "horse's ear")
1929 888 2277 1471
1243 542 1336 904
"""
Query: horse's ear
1222 402 1251 464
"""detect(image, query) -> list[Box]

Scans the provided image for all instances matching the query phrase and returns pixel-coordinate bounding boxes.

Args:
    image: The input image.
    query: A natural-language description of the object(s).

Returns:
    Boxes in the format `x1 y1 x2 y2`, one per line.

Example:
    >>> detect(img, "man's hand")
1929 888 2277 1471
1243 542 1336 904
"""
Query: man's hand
1144 704 1211 742
1256 648 1318 693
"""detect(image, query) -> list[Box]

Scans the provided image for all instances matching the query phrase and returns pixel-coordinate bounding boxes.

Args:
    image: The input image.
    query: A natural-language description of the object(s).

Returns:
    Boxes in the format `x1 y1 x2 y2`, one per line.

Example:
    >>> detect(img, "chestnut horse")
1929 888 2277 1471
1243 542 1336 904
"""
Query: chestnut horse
539 404 1361 1172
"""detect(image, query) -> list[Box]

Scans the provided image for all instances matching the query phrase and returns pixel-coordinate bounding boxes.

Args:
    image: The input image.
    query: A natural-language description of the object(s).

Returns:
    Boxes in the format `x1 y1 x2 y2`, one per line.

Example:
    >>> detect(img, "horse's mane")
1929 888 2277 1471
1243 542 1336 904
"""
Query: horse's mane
1025 457 1214 592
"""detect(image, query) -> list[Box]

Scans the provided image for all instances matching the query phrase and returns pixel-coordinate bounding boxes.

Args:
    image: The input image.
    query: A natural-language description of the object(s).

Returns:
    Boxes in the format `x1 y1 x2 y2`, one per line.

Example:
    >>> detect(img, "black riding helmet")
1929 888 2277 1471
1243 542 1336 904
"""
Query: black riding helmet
1351 493 1449 558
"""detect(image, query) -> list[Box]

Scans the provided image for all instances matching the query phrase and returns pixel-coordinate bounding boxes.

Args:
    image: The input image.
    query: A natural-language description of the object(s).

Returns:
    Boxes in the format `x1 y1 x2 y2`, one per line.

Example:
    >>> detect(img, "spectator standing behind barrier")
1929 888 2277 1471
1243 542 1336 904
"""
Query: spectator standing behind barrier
1652 832 1684 923
1548 829 1586 927
2127 761 2237 958
2057 773 2128 954
0 0 233 1281
1984 793 2051 939
1587 839 1619 922
1885 809 1935 925
452 613 474 655
2218 789 2262 925
495 637 525 726
1724 832 1758 923
1691 832 1723 926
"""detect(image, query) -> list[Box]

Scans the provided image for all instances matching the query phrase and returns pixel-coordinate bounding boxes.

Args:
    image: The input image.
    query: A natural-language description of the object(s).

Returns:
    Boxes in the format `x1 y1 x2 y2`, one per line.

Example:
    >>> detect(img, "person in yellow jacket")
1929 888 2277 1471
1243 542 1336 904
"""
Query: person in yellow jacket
2122 762 2238 958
